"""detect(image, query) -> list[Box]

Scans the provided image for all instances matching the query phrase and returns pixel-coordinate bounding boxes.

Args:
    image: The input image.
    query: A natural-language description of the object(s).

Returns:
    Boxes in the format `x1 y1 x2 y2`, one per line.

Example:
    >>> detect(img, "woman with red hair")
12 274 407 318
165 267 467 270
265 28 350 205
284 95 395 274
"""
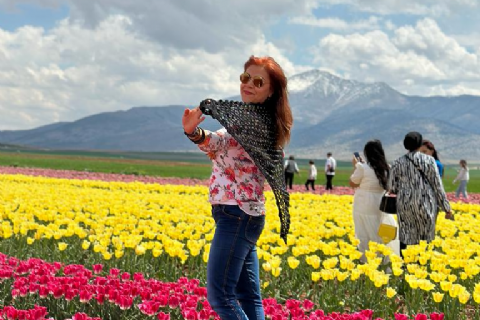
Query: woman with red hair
182 56 292 320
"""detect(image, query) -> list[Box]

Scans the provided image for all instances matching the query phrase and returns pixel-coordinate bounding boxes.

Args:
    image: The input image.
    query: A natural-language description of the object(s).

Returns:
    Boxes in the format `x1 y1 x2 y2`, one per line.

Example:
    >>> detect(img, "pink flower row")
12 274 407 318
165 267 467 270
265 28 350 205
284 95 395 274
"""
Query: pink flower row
0 166 476 203
0 252 444 320
0 305 99 320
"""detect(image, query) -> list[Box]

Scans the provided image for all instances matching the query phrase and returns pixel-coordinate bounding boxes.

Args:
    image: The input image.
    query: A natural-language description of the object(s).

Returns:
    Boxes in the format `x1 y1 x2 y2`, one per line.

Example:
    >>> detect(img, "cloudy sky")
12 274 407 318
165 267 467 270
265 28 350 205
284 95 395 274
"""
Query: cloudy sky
1 0 479 130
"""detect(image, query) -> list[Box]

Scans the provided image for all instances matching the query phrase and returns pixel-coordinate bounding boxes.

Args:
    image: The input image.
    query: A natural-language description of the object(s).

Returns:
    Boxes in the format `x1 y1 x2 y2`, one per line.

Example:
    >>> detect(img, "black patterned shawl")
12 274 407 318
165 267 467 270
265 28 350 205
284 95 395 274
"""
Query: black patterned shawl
200 98 290 243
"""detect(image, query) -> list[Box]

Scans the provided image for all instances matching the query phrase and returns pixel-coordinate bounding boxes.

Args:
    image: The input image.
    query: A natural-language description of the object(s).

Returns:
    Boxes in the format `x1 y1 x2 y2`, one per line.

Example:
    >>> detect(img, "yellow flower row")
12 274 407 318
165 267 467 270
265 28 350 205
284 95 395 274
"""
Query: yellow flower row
1 173 480 305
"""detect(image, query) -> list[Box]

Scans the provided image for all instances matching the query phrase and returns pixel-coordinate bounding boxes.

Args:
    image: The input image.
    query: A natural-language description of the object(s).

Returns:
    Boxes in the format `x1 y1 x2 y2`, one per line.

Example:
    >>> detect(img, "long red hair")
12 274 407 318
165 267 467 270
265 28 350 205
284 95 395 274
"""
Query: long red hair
244 56 293 148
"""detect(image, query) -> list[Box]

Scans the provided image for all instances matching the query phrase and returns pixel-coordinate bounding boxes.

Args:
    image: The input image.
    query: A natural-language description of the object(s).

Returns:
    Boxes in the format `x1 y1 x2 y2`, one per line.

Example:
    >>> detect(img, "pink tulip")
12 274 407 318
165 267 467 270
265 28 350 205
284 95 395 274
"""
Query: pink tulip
303 299 314 311
117 294 133 310
72 313 89 320
157 312 171 320
429 313 444 320
92 264 103 274
79 289 93 303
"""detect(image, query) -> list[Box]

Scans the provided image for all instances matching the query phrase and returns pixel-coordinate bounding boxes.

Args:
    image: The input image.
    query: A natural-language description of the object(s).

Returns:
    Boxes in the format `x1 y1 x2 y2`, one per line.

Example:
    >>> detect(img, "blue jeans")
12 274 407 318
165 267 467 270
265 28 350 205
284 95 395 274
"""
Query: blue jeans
207 205 266 320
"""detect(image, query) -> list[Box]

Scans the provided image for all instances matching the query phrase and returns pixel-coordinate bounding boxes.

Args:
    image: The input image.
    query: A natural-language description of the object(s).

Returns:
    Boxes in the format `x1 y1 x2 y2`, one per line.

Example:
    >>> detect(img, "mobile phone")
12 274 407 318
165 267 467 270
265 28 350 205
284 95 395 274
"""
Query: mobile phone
353 152 361 161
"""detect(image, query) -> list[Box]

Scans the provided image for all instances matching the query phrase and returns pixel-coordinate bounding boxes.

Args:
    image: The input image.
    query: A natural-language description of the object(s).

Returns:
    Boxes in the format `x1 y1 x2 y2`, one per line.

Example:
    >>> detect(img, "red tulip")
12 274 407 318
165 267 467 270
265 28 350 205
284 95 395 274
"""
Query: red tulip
79 289 93 303
92 264 103 274
72 312 89 320
109 268 120 277
430 313 444 320
121 272 130 281
157 312 171 320
414 314 428 320
117 294 133 310
303 299 314 311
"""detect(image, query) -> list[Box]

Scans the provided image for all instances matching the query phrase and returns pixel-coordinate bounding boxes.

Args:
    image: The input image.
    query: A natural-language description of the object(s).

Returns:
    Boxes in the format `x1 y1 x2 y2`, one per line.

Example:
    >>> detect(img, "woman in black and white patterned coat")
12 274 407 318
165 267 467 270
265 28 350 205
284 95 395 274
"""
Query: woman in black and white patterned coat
389 132 453 256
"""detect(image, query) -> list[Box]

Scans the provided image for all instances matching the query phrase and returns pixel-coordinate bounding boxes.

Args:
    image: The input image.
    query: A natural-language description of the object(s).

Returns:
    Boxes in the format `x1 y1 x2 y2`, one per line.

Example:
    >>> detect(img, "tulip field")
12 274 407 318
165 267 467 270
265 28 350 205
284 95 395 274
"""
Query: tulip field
1 167 480 319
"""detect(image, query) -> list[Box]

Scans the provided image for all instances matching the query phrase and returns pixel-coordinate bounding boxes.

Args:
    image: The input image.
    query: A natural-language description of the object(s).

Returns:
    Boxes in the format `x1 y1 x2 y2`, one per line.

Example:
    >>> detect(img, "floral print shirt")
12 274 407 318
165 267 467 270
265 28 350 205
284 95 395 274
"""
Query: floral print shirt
198 128 266 216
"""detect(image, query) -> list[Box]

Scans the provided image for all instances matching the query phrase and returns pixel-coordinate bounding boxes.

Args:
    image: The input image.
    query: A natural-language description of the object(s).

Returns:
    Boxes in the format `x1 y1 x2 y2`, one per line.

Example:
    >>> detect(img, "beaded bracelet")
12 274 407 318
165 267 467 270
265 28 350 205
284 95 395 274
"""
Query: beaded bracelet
184 127 206 144
184 127 200 138
192 128 206 144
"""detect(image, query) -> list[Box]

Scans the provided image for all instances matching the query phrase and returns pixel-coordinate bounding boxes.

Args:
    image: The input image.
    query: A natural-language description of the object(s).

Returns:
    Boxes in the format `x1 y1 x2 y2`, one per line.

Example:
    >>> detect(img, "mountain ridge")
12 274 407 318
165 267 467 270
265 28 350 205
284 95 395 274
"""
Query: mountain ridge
1 69 479 163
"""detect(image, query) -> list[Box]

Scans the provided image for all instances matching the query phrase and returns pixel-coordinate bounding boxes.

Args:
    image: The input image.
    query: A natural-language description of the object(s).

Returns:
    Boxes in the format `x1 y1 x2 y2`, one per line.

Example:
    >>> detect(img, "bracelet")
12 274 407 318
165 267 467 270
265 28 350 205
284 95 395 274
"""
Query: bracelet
185 127 206 144
192 128 206 144
184 127 200 138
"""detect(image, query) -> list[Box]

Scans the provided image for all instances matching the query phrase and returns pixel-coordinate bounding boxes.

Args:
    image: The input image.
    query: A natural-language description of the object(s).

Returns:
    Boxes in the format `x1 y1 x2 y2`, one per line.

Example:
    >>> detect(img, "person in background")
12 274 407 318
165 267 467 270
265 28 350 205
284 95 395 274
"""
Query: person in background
182 55 293 320
325 152 336 190
305 160 317 191
419 139 444 178
284 155 299 190
453 159 469 200
349 140 399 261
389 132 453 257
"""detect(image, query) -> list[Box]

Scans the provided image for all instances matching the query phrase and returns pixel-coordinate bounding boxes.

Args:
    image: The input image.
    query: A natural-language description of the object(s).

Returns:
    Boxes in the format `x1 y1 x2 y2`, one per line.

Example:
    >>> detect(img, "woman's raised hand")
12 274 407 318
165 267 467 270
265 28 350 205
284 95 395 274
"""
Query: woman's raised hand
182 107 205 134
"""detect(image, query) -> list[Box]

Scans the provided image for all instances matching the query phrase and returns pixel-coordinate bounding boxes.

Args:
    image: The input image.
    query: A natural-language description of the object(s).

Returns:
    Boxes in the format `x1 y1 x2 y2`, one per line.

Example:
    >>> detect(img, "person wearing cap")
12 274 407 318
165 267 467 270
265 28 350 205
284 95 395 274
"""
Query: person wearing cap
388 132 453 257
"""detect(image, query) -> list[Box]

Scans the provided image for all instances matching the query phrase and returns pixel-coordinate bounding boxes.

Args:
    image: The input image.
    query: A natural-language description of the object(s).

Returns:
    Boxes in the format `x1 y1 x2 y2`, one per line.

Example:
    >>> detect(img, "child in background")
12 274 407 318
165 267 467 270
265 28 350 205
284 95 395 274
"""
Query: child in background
453 159 469 200
305 160 317 191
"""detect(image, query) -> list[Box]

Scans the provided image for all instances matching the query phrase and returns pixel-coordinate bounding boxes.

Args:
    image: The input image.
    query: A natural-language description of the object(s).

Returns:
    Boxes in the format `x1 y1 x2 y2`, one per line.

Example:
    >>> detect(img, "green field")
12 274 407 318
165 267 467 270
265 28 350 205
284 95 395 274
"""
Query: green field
0 149 478 192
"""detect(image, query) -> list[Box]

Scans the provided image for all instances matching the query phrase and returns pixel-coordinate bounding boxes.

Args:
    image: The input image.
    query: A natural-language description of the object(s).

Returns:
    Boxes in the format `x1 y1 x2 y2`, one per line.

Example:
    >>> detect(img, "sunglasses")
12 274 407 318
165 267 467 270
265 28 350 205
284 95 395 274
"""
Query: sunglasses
240 72 268 88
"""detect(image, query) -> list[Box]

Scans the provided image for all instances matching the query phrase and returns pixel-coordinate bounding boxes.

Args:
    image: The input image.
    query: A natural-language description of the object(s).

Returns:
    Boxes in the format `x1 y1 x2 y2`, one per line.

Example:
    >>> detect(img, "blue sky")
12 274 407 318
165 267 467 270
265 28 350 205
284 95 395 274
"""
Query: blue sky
1 0 479 130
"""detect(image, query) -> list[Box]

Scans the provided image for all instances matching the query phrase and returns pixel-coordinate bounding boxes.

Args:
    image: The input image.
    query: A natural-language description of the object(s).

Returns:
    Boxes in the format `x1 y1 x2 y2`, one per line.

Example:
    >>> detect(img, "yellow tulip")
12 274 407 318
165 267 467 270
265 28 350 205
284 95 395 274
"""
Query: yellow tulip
458 291 470 304
449 284 465 298
115 250 124 259
311 272 321 282
440 281 452 292
386 287 397 298
432 292 444 303
58 242 68 251
473 291 480 304
271 267 281 278
287 257 300 269
262 262 272 272
81 240 90 250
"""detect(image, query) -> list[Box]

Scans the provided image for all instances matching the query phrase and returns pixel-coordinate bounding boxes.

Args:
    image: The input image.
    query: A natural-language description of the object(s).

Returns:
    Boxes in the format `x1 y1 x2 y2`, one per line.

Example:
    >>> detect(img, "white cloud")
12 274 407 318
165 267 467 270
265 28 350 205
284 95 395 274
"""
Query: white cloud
314 0 479 17
313 18 480 96
65 0 316 52
452 33 480 52
0 0 62 10
289 15 381 31
428 84 480 97
0 11 305 130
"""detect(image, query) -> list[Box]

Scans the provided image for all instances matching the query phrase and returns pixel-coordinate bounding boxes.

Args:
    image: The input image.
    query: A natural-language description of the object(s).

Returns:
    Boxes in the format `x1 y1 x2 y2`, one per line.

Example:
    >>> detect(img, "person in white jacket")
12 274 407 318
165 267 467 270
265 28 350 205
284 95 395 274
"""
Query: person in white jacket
349 140 400 262
305 160 317 191
453 159 469 199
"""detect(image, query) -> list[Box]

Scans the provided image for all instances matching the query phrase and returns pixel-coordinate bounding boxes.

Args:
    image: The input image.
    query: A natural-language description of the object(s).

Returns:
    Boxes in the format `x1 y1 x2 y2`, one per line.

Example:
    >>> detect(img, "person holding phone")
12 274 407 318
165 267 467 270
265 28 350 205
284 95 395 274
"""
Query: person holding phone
349 140 400 261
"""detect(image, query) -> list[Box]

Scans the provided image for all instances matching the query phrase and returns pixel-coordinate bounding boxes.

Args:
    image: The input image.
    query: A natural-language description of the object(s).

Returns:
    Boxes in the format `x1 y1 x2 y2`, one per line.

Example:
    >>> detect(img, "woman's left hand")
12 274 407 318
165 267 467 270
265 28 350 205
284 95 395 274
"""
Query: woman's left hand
352 157 358 167
445 211 454 220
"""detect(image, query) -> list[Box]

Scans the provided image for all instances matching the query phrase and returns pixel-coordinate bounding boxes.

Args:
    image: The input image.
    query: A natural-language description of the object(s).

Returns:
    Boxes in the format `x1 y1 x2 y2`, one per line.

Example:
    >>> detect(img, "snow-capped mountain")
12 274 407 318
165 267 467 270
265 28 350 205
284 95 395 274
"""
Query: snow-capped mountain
1 70 480 162
288 70 408 126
